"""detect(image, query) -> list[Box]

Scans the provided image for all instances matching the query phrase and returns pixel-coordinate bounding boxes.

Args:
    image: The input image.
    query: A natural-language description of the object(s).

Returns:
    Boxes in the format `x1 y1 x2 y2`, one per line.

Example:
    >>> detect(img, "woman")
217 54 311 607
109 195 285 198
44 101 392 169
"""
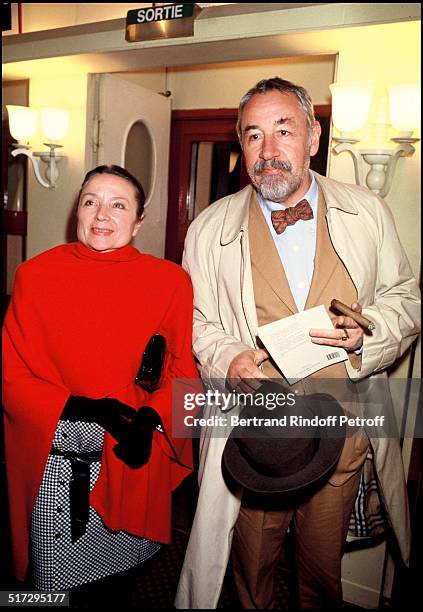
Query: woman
2 165 198 590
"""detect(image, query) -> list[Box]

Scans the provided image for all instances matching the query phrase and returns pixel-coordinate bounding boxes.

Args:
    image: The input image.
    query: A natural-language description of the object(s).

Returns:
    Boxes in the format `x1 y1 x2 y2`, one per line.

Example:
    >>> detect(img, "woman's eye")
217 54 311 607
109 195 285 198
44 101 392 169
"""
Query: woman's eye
112 202 125 209
84 199 96 206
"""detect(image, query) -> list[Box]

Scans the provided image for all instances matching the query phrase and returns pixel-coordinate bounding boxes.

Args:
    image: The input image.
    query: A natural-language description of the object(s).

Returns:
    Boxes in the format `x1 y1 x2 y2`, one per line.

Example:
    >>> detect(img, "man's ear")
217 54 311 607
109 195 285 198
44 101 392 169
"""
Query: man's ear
310 121 321 157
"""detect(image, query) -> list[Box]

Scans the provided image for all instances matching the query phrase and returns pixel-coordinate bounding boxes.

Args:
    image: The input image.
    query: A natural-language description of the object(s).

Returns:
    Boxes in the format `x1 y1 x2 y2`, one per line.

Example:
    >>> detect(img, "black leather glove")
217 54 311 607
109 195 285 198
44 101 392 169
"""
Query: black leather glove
113 406 162 469
62 395 136 444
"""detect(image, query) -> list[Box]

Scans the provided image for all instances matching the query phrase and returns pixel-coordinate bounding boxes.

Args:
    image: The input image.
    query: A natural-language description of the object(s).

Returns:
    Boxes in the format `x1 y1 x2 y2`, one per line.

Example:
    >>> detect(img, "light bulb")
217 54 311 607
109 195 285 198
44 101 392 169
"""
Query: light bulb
40 108 70 142
6 105 37 145
329 84 373 135
389 84 421 133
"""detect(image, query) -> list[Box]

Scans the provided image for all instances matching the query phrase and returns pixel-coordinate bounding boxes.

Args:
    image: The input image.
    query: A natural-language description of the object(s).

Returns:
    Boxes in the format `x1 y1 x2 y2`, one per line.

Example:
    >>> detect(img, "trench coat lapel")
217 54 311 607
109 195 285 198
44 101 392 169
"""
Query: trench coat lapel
249 193 298 315
218 186 260 347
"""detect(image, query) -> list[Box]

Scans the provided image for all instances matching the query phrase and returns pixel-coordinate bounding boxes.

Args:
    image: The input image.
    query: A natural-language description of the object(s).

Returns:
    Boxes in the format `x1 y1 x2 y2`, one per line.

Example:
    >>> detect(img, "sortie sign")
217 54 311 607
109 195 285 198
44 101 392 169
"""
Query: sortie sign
125 4 200 42
127 4 194 26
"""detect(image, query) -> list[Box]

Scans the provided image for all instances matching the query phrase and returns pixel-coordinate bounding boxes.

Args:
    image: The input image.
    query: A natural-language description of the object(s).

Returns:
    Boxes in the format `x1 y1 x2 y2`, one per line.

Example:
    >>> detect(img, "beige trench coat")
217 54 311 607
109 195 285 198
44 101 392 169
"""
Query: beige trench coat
175 172 421 609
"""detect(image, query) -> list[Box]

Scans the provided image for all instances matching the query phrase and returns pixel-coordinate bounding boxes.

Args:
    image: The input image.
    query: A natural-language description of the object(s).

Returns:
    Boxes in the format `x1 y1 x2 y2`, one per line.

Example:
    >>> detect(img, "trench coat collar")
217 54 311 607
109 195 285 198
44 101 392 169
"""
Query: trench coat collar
220 173 359 246
312 172 359 215
220 185 252 245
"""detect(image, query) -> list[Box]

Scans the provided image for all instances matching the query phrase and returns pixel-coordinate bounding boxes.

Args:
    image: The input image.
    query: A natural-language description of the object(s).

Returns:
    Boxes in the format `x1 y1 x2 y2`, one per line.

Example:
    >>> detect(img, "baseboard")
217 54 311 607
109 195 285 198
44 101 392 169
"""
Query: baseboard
342 578 381 609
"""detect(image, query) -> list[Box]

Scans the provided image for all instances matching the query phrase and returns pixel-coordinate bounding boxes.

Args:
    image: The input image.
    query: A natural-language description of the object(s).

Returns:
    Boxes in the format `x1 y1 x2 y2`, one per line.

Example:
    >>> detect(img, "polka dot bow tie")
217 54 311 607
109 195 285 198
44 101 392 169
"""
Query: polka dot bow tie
271 199 313 234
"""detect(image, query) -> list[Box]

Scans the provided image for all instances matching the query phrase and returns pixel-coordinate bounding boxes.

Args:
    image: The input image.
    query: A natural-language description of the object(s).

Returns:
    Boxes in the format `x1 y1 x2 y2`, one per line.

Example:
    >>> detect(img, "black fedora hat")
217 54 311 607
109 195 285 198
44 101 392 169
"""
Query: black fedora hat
222 381 346 494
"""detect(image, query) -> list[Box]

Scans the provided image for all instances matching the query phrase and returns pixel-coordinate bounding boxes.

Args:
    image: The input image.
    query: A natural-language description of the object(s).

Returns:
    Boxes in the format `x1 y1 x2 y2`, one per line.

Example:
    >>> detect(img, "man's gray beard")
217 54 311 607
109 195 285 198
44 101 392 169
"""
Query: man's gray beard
257 172 303 202
250 157 310 203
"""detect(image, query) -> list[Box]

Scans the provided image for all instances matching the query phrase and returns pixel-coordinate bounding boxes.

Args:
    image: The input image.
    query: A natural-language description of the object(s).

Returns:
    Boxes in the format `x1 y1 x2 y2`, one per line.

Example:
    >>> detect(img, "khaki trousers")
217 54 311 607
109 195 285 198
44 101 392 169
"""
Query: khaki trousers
232 440 368 610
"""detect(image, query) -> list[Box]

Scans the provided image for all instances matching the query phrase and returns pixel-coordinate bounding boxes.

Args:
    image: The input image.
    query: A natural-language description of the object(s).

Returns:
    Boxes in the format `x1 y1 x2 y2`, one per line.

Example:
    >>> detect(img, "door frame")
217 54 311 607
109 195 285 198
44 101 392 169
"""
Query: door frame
165 109 244 263
165 105 331 263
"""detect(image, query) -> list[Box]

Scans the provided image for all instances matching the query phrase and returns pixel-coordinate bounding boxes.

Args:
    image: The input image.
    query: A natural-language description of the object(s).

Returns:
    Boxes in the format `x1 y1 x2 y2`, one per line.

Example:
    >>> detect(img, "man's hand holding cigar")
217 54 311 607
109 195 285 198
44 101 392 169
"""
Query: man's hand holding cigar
309 301 366 352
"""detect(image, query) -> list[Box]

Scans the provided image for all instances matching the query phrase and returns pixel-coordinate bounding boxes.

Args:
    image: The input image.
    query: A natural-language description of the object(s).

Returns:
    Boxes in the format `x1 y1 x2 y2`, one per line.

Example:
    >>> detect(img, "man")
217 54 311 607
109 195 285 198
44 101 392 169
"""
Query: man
175 77 420 609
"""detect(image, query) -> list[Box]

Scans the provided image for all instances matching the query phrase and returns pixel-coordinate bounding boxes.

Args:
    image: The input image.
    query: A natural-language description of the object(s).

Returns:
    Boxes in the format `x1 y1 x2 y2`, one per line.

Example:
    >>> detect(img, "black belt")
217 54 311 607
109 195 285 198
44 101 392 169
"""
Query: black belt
50 447 102 543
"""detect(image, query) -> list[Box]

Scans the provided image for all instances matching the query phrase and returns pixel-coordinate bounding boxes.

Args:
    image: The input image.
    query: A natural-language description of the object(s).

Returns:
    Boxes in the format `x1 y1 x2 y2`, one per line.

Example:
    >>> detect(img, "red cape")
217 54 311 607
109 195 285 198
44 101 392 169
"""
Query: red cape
2 242 199 580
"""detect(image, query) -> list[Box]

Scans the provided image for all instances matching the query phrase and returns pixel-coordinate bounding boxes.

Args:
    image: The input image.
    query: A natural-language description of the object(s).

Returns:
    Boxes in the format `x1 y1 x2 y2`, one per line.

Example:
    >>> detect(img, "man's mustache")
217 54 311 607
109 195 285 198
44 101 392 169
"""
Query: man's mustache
253 159 292 174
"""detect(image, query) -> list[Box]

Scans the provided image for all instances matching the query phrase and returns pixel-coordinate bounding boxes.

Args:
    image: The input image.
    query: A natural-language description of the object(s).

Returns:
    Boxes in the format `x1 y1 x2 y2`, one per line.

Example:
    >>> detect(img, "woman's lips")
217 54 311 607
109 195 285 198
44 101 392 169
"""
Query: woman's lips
91 227 113 235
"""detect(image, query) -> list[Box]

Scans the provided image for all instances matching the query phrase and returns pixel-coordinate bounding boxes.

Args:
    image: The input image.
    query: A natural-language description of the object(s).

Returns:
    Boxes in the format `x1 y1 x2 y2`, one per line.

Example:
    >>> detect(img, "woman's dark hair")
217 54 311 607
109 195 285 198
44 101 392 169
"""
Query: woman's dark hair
78 165 146 218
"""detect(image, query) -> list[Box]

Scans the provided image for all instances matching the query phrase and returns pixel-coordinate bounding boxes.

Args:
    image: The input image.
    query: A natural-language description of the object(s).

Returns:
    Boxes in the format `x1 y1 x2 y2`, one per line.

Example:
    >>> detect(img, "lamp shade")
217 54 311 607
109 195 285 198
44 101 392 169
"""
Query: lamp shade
40 108 70 142
388 84 421 132
6 105 37 145
329 84 373 134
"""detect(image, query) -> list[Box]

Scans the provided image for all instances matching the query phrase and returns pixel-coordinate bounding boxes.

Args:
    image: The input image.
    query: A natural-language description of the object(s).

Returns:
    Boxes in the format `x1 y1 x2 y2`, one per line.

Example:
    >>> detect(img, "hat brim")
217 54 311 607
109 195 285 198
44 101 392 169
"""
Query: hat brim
222 435 345 494
222 388 346 494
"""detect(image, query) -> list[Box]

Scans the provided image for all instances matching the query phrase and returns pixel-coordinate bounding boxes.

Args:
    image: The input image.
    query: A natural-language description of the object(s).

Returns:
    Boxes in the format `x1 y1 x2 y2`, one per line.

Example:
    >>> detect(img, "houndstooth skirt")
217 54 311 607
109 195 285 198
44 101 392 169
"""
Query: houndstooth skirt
30 420 161 590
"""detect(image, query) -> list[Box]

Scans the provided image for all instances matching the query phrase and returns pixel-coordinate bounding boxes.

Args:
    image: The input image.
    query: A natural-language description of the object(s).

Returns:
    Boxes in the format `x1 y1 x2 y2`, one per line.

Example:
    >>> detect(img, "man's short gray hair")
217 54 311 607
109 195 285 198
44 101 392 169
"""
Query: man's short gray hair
236 77 316 141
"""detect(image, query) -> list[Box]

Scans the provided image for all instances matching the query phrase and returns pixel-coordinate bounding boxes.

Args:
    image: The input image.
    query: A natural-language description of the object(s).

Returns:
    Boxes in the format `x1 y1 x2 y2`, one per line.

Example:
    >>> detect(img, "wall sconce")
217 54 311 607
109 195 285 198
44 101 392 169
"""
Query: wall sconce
329 83 420 198
6 105 69 190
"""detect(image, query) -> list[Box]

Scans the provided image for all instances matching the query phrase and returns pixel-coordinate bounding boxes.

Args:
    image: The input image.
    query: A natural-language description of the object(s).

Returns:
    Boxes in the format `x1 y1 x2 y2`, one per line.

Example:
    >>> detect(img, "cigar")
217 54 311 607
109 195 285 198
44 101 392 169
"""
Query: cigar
330 299 375 331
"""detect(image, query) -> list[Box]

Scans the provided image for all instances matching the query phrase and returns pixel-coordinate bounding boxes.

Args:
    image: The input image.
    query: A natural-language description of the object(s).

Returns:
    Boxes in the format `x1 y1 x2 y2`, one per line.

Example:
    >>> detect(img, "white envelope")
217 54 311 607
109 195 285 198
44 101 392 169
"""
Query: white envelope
258 304 348 382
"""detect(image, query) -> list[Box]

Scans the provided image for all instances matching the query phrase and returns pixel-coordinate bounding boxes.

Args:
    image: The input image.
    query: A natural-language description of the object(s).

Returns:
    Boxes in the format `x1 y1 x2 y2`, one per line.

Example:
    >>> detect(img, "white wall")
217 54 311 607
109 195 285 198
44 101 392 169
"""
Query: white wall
116 55 336 110
25 74 88 259
167 55 336 109
112 69 166 94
